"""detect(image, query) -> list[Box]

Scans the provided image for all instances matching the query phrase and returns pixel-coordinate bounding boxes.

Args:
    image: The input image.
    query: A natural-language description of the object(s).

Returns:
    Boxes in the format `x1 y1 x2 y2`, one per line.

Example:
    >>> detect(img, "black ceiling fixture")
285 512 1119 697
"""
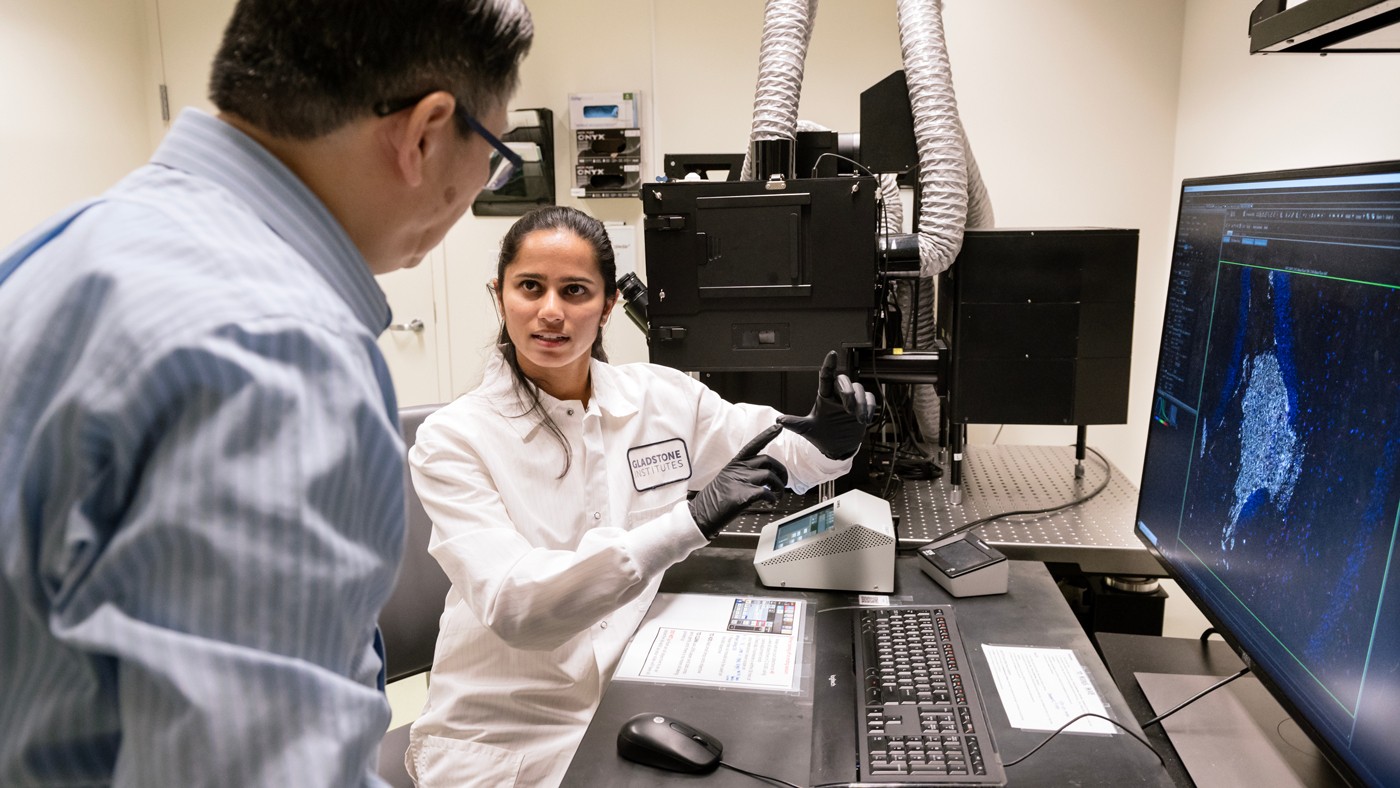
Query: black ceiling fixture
1250 0 1400 53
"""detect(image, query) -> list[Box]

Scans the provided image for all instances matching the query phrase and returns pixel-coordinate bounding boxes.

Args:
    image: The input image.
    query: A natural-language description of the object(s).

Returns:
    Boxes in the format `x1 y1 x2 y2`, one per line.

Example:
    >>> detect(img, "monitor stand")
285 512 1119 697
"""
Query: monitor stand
1135 672 1347 788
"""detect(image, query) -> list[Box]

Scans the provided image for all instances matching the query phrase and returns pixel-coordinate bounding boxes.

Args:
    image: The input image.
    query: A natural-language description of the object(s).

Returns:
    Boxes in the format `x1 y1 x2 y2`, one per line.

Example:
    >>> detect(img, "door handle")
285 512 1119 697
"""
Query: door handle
388 318 425 333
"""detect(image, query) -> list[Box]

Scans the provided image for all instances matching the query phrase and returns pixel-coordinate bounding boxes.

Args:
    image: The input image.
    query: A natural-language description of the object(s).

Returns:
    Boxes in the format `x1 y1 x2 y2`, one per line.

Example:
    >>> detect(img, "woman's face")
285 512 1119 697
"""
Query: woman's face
497 228 616 398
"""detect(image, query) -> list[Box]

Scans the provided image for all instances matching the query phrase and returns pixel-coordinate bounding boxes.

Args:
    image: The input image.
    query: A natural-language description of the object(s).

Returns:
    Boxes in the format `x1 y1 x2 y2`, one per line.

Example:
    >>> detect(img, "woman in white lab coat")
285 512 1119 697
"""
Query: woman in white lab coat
404 206 875 787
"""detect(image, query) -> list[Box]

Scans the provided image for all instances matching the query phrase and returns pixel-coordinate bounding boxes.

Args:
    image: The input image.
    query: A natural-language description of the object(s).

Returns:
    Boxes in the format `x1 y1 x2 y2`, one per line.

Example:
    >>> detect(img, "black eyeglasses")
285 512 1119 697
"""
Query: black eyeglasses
373 93 523 191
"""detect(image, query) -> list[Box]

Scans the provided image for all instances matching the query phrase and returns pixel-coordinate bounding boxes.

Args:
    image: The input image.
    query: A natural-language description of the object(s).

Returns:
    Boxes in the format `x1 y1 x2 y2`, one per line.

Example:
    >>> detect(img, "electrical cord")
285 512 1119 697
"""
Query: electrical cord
1005 666 1252 770
707 662 1175 783
810 152 876 179
1140 666 1252 729
880 392 906 500
1002 712 1165 769
706 662 1239 781
909 445 1113 551
719 760 805 788
865 363 939 500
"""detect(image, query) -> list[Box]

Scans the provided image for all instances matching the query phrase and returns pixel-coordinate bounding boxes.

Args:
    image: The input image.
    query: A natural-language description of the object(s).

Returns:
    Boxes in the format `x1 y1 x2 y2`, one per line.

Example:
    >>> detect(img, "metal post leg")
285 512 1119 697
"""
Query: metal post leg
938 394 949 466
949 422 964 505
1075 425 1087 480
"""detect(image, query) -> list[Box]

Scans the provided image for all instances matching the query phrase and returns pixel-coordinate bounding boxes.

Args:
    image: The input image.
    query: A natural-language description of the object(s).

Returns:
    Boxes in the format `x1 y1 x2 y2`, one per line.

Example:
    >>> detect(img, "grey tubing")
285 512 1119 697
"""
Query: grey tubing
897 0 995 444
879 173 904 236
897 0 994 275
740 0 818 181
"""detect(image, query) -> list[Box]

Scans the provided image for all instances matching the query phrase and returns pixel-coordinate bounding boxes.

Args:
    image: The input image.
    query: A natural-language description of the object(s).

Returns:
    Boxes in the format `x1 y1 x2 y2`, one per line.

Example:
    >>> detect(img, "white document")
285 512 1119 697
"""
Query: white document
983 644 1116 734
613 594 805 692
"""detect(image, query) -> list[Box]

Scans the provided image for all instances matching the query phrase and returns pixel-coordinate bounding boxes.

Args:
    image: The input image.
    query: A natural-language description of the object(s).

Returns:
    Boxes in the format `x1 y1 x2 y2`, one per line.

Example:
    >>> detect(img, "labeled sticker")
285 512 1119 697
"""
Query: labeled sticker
628 438 692 491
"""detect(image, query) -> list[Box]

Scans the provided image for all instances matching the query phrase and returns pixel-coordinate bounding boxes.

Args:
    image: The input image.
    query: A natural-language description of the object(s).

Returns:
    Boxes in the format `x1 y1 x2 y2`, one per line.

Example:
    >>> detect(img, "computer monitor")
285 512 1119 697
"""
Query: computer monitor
1134 160 1400 787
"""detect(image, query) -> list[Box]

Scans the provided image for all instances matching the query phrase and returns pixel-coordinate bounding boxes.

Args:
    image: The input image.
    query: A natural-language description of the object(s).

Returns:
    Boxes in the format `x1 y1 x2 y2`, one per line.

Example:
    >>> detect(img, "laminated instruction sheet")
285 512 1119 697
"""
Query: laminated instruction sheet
614 594 805 692
983 644 1116 734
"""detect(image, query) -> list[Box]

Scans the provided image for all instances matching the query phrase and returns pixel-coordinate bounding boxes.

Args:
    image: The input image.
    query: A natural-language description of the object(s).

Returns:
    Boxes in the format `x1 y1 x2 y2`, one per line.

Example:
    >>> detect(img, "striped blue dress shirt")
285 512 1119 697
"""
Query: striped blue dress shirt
0 110 404 786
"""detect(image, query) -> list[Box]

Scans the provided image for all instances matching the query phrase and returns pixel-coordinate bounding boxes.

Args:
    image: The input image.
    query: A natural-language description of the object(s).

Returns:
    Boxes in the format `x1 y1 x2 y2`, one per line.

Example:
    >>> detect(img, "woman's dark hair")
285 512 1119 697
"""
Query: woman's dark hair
494 206 619 477
209 0 533 140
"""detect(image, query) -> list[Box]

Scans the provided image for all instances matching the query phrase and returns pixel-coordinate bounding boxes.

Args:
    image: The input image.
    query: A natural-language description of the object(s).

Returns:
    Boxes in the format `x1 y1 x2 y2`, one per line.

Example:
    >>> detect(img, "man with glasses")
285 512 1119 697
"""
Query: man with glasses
374 94 525 193
0 1 531 785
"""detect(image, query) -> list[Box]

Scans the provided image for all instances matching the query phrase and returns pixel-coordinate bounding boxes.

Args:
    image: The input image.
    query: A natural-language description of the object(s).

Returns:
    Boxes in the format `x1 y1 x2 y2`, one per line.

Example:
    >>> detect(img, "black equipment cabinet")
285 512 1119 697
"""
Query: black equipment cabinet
937 228 1138 427
641 177 879 374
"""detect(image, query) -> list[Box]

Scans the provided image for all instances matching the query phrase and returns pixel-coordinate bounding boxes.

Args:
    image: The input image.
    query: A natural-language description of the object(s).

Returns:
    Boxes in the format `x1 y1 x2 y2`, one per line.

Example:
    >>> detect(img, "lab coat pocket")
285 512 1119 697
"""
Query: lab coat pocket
409 732 524 788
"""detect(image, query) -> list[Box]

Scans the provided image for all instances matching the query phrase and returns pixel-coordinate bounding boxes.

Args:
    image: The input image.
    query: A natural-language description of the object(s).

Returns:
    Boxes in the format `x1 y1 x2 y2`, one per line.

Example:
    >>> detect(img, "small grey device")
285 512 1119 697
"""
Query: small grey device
917 534 1009 597
753 490 895 593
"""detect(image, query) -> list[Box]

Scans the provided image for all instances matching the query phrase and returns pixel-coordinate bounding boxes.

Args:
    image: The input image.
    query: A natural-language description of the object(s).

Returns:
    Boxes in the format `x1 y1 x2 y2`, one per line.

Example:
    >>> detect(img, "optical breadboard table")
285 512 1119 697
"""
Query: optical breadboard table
721 444 1164 577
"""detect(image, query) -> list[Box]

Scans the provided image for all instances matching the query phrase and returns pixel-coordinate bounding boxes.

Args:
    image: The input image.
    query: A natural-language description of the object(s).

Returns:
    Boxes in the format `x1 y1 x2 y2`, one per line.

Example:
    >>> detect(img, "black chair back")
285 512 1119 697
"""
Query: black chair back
378 404 452 683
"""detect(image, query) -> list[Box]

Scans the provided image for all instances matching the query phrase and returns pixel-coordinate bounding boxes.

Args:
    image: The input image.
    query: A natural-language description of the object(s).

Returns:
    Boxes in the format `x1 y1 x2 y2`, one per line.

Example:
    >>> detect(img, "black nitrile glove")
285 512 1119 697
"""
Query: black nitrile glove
689 424 789 540
778 350 877 460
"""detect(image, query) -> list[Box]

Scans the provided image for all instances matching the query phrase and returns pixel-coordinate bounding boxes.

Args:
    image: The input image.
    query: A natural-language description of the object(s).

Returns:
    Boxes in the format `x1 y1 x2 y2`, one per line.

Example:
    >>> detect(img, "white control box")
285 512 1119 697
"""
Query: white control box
753 490 896 593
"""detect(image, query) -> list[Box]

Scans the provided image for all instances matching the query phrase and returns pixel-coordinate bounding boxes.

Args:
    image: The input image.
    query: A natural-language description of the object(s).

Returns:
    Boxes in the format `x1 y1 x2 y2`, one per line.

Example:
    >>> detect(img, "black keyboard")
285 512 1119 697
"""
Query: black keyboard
854 606 1006 784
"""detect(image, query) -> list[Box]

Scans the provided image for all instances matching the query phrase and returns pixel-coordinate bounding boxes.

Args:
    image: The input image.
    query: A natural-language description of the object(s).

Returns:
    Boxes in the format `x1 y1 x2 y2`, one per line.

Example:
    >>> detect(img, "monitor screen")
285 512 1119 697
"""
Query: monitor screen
1135 160 1400 787
774 503 837 550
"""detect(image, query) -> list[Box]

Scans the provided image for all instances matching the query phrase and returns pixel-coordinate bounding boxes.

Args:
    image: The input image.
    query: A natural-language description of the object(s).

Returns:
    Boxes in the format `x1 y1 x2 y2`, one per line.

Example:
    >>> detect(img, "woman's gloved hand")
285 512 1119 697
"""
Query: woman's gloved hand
778 350 877 459
689 424 789 540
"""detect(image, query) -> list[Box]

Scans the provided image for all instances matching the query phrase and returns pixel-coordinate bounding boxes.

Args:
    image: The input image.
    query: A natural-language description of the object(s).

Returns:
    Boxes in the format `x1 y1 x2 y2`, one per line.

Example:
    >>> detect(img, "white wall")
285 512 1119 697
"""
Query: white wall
145 0 229 121
442 0 915 394
1174 0 1400 178
8 0 1399 486
940 1 1187 483
0 0 154 245
438 0 657 394
441 0 1191 483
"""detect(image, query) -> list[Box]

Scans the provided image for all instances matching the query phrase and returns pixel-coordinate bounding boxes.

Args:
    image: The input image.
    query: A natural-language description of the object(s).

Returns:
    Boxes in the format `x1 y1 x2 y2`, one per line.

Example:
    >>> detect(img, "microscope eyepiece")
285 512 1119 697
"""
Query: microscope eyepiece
617 272 649 333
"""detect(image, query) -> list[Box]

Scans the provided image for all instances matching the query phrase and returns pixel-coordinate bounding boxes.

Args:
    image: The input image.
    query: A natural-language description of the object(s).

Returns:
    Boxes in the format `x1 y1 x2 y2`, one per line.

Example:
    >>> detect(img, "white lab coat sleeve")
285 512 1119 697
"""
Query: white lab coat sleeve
677 369 852 493
410 430 708 653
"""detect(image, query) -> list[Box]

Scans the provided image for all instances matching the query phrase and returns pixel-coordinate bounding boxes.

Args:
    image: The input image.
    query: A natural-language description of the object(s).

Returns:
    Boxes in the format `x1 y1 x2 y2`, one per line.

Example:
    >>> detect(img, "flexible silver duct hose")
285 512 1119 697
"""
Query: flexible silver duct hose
740 0 818 181
904 134 993 443
898 0 968 276
896 0 994 443
878 173 903 235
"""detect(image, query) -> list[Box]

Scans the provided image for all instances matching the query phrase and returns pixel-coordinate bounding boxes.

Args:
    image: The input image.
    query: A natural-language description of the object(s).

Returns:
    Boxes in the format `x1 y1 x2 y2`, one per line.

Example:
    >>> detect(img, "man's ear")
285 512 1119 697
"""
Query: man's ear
387 91 458 189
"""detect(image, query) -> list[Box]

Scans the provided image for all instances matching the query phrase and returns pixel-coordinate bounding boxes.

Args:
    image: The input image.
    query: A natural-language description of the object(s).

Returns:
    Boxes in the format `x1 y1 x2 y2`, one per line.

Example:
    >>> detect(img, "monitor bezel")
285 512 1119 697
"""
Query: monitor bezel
1133 156 1400 788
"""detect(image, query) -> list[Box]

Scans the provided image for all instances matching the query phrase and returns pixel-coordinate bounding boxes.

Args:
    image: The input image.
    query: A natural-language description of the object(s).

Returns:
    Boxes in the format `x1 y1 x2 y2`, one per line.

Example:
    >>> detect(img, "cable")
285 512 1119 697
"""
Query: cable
1006 666 1254 770
810 152 875 179
1140 666 1251 729
1002 712 1164 769
719 759 805 788
923 446 1113 546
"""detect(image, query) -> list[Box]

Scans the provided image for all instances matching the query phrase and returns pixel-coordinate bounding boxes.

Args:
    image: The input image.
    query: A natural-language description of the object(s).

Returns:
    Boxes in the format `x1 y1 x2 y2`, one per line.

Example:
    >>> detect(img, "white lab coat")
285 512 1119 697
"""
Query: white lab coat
404 350 849 787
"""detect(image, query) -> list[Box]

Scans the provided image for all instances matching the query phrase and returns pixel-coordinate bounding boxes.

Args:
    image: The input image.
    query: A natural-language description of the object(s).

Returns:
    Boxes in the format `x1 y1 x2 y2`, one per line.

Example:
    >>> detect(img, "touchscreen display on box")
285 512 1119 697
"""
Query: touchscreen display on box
774 504 836 550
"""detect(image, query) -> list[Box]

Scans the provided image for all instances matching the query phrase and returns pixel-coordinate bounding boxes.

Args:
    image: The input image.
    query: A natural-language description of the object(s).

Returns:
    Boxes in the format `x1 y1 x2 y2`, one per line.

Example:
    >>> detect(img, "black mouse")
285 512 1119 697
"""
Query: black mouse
617 712 723 774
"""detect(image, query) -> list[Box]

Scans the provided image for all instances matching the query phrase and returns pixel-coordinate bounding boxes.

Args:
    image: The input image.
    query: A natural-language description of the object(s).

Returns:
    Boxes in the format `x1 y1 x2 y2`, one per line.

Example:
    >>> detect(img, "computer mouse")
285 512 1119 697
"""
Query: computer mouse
616 712 723 774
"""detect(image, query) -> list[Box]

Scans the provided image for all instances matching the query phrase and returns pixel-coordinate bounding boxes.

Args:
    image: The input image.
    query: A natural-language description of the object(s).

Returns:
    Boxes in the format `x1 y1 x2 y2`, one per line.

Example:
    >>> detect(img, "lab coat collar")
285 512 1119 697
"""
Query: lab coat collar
587 357 641 420
481 348 639 443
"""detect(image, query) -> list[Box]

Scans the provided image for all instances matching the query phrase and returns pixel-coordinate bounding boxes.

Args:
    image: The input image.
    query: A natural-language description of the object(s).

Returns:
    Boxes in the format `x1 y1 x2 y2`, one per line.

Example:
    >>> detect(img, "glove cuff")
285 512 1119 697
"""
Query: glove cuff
688 498 719 541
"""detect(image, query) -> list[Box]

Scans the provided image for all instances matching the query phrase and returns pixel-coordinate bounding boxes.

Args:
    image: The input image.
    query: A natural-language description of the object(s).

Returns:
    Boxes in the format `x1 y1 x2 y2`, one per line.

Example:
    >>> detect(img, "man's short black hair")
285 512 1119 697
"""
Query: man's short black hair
209 0 533 140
